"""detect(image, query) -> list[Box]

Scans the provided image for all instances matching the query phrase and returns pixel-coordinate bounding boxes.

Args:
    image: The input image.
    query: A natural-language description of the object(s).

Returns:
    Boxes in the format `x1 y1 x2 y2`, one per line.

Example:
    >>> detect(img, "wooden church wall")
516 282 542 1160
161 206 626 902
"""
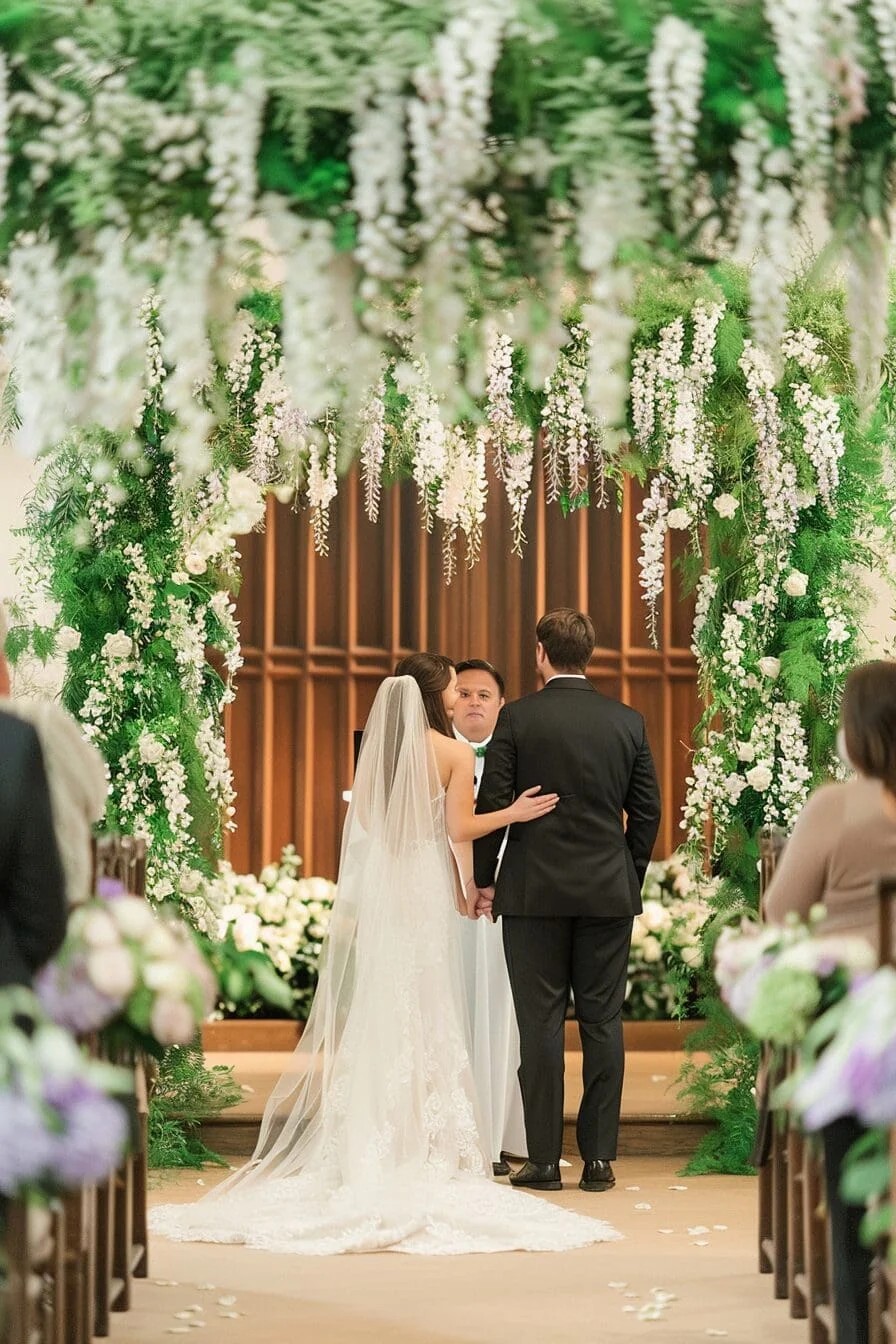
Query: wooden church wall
226 464 700 878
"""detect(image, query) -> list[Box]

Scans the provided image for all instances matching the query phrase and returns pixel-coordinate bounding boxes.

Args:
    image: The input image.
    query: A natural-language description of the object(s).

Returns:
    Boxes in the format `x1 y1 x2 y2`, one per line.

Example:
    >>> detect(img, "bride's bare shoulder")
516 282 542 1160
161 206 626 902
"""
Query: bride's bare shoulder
428 730 469 770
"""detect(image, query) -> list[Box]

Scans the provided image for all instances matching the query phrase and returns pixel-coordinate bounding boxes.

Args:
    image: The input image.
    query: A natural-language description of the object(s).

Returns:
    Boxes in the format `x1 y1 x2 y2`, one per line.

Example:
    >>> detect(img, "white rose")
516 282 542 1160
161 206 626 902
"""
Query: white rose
666 507 691 530
232 911 263 952
144 960 191 995
673 871 692 895
783 570 808 598
679 942 703 969
745 763 774 792
713 493 739 519
86 945 137 998
103 630 133 660
758 657 781 680
57 625 81 652
31 1025 83 1078
641 900 671 933
110 896 156 940
640 934 663 963
81 908 121 949
259 864 279 887
736 741 756 763
144 923 177 958
184 551 207 576
138 732 165 766
259 892 288 924
150 995 197 1046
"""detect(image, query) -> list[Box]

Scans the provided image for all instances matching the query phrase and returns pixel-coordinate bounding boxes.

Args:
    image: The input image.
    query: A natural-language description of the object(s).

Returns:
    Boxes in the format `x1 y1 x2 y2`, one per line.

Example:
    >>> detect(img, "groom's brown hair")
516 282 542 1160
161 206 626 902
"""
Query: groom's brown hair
536 608 595 673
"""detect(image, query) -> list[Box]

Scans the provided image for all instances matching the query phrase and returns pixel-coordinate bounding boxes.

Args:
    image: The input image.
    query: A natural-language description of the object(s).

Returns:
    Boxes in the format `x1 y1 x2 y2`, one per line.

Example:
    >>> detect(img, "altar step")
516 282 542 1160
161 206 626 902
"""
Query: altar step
196 1031 713 1160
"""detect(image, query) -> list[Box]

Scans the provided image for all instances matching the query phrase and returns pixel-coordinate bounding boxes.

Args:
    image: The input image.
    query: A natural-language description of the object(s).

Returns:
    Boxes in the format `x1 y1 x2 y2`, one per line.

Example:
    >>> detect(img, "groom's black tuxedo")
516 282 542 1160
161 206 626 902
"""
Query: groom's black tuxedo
473 676 661 1166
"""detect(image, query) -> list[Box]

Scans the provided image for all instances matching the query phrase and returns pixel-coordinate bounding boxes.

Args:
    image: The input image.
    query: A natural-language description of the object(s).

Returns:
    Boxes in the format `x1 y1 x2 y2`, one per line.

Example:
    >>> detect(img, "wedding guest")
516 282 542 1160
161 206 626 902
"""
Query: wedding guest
0 607 107 906
0 708 68 985
765 659 896 1344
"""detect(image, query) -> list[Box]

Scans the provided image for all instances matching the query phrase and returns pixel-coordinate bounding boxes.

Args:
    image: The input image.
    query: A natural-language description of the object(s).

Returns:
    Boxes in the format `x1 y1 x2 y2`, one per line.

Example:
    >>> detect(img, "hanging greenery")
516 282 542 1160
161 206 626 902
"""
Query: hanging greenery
1 0 896 477
627 262 896 1172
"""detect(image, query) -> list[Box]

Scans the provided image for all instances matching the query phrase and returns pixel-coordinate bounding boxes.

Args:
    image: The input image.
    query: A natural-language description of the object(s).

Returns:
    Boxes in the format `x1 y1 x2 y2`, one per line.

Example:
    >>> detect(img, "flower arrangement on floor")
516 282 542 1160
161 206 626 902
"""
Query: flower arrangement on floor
2 1 896 478
0 988 131 1199
626 855 715 1021
628 264 895 1172
193 847 336 1020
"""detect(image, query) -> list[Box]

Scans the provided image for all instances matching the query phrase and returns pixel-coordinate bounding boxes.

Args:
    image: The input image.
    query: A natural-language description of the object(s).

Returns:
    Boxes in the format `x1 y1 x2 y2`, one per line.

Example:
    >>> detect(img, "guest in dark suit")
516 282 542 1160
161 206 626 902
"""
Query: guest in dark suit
0 708 68 986
474 608 661 1192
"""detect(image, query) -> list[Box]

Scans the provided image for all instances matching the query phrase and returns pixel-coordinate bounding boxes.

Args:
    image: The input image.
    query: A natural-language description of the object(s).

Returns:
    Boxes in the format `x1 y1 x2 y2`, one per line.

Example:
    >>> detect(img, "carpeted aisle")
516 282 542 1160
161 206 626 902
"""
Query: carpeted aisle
115 1158 807 1343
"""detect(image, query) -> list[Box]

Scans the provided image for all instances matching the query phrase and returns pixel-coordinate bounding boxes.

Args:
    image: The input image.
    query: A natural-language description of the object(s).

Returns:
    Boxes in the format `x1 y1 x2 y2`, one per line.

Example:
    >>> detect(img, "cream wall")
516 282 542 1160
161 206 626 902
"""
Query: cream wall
0 443 37 608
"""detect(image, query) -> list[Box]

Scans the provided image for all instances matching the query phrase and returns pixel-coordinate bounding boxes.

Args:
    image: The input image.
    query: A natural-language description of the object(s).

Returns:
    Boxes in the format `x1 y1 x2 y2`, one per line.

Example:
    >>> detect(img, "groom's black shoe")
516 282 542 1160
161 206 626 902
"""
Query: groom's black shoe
579 1160 615 1192
509 1161 561 1191
492 1159 511 1177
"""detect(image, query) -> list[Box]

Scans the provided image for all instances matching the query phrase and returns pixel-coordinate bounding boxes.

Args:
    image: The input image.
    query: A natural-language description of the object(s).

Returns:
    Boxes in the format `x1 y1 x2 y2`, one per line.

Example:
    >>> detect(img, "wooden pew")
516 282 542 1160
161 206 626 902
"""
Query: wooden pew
91 835 149 1336
869 874 896 1343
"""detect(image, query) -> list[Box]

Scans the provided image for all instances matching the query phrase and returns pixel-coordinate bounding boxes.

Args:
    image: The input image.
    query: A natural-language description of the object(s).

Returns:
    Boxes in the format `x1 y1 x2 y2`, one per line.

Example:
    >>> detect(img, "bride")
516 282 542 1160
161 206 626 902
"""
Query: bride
151 656 619 1255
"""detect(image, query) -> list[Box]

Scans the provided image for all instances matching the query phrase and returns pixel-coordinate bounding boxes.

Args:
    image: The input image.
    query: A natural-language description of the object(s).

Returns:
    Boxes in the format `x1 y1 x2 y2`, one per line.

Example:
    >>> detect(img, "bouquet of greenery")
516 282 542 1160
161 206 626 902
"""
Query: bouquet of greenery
625 855 715 1021
193 846 336 1020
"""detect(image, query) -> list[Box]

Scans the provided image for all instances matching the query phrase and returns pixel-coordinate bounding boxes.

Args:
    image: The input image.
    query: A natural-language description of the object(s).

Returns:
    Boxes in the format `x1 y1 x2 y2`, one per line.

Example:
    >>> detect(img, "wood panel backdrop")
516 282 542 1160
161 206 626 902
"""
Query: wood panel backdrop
226 460 700 879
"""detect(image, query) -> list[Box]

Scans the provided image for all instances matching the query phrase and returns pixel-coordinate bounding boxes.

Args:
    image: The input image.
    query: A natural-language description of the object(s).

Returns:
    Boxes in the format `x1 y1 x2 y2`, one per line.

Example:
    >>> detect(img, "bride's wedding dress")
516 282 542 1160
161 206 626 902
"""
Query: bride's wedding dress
150 677 618 1255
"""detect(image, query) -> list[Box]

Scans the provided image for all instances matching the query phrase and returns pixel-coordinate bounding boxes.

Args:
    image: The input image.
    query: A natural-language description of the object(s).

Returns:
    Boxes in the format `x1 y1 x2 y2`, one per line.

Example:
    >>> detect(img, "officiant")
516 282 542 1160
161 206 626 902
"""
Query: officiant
452 659 527 1177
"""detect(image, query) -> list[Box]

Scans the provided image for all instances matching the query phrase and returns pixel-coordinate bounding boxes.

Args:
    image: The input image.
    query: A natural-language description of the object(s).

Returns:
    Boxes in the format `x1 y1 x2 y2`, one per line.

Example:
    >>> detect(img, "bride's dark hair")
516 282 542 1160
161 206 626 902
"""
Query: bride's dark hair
394 653 455 738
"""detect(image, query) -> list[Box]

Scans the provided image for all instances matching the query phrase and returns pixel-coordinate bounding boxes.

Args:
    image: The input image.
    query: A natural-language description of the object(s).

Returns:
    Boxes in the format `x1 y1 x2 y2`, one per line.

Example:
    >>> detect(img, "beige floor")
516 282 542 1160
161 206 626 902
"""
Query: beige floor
114 1158 806 1344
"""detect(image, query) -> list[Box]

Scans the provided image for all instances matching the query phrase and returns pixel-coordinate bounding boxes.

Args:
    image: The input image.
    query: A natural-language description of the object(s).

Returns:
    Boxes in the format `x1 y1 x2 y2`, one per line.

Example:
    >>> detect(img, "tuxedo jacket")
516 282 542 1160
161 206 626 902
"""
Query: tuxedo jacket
0 710 68 986
473 677 661 918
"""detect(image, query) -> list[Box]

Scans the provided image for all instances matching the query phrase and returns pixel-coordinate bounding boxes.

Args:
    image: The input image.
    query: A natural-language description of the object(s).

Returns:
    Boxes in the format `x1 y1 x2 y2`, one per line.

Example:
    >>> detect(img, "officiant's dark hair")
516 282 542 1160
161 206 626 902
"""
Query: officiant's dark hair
455 659 505 699
394 653 455 738
536 608 595 673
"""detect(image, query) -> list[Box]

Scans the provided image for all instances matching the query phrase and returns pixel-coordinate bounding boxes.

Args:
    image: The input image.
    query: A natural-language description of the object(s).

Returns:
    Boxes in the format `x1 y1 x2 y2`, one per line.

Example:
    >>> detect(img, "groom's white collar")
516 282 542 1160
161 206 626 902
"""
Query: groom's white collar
544 673 588 684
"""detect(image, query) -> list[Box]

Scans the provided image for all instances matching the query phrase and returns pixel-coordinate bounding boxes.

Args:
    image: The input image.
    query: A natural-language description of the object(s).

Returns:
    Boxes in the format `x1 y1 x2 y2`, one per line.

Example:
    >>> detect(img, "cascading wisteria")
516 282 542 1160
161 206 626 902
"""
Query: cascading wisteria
3 2 896 476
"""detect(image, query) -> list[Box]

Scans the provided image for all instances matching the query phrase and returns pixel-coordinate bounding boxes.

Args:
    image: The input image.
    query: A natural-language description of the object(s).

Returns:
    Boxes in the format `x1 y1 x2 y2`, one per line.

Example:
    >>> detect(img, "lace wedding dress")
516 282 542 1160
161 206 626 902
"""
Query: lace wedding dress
151 677 618 1256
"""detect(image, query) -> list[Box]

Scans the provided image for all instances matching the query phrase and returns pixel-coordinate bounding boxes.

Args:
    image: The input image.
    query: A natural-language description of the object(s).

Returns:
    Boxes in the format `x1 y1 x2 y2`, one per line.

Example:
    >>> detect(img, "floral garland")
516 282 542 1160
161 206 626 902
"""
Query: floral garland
3 2 896 471
629 264 895 1172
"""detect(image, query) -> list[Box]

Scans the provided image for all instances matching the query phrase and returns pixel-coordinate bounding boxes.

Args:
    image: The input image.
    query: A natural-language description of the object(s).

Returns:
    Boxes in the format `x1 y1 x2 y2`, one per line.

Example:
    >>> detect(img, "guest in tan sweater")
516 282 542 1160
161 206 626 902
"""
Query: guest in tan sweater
765 659 896 1344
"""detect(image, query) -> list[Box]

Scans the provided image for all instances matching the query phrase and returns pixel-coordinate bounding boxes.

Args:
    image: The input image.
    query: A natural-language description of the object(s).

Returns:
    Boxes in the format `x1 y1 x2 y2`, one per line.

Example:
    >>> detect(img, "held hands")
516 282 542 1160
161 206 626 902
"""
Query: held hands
507 785 559 825
474 886 495 922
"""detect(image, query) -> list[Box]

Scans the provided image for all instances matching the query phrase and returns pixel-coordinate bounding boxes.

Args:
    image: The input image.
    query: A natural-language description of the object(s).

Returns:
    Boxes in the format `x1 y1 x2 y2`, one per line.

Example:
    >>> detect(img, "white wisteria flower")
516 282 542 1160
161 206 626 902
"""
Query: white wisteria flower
713 493 739 519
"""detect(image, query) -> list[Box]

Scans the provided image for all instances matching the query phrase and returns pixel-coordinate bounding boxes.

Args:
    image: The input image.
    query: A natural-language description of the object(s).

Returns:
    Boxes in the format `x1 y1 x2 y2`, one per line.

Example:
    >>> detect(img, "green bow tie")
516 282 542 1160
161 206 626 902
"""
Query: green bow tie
473 745 488 758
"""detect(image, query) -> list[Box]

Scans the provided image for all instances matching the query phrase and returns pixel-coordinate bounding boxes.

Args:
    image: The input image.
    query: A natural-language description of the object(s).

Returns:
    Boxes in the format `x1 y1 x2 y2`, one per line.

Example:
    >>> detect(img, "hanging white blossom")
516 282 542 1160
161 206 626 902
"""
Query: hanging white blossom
359 377 387 523
158 217 216 477
307 427 338 556
647 17 708 230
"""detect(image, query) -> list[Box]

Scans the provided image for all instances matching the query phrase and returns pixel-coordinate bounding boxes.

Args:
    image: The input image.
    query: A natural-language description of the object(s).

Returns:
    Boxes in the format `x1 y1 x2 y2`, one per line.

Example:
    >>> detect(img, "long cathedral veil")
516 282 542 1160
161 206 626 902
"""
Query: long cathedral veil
201 673 478 1198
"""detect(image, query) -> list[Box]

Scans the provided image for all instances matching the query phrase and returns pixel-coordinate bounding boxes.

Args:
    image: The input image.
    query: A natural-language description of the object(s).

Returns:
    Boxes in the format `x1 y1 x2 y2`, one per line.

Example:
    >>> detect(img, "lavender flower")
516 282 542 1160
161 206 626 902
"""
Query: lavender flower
34 954 121 1033
0 1092 57 1194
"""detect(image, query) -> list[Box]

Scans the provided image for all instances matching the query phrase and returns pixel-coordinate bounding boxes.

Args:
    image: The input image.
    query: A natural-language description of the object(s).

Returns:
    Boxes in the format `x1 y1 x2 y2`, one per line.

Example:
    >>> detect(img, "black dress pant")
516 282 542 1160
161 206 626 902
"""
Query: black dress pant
502 914 633 1164
821 1115 872 1344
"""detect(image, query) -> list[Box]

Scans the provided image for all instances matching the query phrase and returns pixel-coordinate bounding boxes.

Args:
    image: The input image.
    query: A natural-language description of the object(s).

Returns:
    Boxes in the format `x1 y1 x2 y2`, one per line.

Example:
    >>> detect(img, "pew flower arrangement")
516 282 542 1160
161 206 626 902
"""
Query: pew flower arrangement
0 989 130 1197
192 846 336 1020
713 910 875 1048
35 876 292 1055
626 855 715 1020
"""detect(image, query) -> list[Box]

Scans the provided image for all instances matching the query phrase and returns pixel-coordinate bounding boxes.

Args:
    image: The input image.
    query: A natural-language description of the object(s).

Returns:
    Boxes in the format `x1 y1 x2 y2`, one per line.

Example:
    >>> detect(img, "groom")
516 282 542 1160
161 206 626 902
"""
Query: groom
473 609 661 1192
